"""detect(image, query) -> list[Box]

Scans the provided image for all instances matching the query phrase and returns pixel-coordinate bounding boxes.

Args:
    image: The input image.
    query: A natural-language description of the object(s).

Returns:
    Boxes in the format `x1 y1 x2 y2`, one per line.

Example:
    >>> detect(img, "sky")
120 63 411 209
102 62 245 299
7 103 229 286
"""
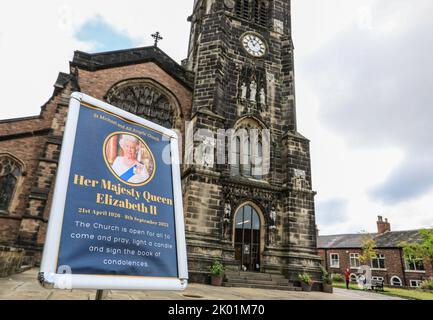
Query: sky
0 0 432 235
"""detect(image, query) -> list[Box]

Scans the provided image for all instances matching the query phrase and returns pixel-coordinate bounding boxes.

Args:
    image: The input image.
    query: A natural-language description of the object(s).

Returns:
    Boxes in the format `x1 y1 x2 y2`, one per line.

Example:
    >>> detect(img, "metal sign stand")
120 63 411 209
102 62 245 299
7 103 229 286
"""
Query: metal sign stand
95 290 107 300
39 92 188 293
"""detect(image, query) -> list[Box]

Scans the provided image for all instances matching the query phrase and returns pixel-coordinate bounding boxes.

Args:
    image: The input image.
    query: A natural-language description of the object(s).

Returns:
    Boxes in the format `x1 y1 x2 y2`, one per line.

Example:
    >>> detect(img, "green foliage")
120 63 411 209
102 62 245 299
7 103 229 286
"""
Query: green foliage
298 273 313 285
319 265 332 285
209 259 225 277
420 278 433 291
360 234 378 263
401 229 433 265
331 273 344 283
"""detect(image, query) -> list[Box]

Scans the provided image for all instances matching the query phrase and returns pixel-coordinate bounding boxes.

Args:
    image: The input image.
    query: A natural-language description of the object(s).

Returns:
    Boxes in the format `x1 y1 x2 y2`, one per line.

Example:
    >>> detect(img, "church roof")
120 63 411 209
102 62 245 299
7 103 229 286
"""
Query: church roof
70 46 194 90
318 229 429 249
54 72 72 89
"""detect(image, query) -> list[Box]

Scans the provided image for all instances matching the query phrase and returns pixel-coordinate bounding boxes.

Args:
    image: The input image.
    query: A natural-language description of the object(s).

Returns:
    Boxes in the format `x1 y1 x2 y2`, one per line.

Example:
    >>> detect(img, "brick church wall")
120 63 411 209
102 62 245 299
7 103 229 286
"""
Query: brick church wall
0 118 49 246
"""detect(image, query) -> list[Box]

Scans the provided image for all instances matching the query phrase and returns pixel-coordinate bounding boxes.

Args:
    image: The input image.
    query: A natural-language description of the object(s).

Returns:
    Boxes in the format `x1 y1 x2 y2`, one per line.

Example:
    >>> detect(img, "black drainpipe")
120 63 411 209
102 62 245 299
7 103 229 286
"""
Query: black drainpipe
399 248 407 287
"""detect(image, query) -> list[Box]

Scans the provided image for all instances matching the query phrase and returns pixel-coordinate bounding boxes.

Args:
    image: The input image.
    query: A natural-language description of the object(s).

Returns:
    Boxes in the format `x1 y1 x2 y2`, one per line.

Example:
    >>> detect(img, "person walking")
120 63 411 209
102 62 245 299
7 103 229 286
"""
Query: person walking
344 268 351 289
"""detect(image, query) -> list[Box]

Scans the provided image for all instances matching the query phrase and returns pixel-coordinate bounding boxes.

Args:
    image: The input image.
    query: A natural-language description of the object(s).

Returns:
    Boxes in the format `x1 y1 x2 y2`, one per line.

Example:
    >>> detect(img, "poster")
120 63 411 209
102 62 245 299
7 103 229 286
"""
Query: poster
39 92 188 290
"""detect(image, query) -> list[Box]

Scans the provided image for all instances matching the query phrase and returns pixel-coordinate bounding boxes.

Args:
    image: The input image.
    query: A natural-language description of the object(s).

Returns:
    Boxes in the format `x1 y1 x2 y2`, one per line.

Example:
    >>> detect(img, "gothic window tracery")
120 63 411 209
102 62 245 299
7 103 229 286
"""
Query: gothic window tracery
230 118 266 179
235 0 250 19
235 0 270 27
0 155 23 212
105 80 176 129
253 1 269 26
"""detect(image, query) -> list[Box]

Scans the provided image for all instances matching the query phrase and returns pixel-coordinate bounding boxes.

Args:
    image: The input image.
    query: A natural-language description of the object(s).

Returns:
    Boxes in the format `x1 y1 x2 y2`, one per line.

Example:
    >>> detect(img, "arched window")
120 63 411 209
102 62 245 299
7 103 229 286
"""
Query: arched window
235 0 269 27
230 118 267 179
252 140 263 179
235 0 250 20
230 136 241 176
390 276 402 287
0 155 23 212
105 79 179 129
253 1 269 26
241 136 252 177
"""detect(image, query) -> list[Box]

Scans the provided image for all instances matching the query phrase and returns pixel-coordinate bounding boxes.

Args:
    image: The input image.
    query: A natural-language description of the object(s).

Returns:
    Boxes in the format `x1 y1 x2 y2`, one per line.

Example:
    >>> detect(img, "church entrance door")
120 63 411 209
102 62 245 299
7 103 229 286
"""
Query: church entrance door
234 205 261 272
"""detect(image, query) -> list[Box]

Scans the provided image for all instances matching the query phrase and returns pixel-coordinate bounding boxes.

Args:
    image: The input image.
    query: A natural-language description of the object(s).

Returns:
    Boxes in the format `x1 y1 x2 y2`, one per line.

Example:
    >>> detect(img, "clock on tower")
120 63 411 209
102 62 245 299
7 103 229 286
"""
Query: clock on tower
241 32 267 57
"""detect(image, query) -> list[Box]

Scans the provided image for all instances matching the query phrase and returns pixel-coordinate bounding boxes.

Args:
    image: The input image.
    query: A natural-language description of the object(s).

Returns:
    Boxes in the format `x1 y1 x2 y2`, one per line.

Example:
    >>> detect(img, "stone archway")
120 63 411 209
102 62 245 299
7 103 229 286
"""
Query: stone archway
232 202 265 272
105 78 182 129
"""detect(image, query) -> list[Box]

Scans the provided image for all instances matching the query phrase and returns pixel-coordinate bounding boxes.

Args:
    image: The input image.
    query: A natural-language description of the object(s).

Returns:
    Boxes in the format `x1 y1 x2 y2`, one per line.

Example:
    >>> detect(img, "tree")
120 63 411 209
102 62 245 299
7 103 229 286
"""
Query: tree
401 229 433 271
360 234 378 264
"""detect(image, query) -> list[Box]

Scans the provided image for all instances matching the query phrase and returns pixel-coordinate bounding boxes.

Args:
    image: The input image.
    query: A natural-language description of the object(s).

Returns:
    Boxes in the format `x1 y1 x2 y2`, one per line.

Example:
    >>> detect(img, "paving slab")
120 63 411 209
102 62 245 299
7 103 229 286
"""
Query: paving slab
0 269 404 300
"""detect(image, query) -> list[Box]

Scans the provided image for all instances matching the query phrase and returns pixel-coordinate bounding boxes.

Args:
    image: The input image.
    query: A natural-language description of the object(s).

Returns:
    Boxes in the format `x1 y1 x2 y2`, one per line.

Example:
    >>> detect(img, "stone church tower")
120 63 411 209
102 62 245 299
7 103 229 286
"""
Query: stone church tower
182 0 321 282
0 0 321 284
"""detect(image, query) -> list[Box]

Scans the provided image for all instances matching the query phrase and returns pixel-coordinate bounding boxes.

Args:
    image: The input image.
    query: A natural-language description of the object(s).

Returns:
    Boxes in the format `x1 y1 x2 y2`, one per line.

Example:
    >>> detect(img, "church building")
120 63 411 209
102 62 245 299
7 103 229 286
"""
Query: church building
0 0 321 286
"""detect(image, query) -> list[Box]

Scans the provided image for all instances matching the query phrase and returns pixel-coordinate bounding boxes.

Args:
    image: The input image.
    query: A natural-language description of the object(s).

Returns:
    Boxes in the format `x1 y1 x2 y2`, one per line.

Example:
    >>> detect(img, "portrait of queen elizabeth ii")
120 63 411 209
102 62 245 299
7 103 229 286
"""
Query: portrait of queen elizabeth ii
104 133 154 185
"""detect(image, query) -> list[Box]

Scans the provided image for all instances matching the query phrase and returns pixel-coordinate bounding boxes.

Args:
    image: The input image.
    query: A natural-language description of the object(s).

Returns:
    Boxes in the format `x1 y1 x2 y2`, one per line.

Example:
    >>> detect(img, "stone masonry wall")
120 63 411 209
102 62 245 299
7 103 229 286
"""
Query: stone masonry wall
0 246 24 278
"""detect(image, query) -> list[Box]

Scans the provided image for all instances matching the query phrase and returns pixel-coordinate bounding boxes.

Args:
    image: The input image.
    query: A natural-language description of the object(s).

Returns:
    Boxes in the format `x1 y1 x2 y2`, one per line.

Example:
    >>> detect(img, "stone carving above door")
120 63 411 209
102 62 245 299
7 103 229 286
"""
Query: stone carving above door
105 80 175 129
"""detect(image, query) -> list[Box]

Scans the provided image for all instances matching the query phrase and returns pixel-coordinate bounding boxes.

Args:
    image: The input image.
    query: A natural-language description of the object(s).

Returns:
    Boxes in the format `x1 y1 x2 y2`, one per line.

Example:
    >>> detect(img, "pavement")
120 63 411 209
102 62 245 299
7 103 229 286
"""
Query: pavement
0 269 404 300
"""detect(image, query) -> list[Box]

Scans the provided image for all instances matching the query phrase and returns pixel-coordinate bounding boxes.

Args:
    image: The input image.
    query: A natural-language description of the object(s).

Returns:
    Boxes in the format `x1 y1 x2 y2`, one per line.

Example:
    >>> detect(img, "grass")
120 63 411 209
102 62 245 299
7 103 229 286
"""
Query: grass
332 282 433 300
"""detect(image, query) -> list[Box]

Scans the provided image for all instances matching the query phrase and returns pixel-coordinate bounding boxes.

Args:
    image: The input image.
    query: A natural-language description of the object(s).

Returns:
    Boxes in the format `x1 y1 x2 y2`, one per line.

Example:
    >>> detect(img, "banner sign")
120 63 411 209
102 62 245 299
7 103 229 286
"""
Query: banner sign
39 93 188 290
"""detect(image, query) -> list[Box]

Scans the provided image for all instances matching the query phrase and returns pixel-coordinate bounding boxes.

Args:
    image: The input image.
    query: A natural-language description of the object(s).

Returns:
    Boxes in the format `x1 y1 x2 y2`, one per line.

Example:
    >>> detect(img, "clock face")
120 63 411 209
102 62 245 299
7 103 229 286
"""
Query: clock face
242 34 266 57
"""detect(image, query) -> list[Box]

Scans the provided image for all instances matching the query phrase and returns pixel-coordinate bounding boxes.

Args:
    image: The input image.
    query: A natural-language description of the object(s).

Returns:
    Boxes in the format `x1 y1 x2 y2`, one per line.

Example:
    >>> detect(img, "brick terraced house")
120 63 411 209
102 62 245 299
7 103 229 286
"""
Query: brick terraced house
318 216 433 288
0 0 322 287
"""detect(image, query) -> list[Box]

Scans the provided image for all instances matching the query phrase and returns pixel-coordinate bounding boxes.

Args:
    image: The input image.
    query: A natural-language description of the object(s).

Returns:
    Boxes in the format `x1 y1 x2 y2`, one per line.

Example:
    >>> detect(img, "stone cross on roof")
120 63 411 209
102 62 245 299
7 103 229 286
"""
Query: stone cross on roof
151 32 163 47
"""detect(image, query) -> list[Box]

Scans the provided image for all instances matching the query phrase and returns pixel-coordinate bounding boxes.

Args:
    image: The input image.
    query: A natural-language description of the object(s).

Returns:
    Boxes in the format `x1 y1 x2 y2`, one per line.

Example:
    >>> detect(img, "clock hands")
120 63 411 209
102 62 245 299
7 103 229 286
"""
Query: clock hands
242 34 266 56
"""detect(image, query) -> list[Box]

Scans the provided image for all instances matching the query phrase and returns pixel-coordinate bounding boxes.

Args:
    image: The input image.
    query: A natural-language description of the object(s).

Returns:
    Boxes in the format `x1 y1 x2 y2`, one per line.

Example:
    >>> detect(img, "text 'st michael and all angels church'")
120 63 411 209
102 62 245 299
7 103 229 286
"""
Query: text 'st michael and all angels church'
0 0 322 285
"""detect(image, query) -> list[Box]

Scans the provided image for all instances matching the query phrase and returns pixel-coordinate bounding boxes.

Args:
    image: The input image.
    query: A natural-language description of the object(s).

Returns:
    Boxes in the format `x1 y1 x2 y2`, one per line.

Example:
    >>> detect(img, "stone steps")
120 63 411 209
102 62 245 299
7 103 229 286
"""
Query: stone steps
225 271 285 280
223 282 302 291
225 278 280 285
223 271 301 291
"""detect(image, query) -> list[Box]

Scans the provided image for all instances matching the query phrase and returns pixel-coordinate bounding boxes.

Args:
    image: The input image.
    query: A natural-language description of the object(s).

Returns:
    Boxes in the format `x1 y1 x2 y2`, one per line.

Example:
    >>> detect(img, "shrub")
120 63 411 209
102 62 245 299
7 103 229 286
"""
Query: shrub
298 273 313 285
320 265 332 285
209 260 225 277
420 278 433 291
331 273 345 283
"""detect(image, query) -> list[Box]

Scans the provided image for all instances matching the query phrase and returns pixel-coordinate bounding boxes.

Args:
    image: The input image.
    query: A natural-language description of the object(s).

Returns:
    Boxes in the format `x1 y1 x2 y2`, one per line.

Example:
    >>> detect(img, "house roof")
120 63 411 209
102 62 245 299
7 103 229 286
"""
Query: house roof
318 233 374 249
318 229 430 249
374 230 425 247
70 46 194 90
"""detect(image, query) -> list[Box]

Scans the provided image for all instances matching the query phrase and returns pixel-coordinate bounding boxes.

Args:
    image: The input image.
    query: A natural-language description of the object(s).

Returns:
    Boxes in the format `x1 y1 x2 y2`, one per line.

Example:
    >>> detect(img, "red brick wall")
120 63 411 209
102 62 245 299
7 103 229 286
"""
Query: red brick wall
0 218 21 243
0 136 46 214
76 62 192 120
0 116 49 245
319 247 433 287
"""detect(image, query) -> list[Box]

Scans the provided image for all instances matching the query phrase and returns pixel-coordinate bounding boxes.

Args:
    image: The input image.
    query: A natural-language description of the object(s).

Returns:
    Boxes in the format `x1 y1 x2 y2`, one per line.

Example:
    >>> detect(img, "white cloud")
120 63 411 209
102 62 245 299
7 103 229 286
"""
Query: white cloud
0 0 191 120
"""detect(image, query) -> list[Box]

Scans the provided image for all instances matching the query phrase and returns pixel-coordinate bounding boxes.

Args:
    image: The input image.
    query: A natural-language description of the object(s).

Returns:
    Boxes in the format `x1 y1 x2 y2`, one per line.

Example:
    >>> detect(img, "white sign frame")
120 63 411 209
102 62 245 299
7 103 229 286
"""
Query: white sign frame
39 92 188 291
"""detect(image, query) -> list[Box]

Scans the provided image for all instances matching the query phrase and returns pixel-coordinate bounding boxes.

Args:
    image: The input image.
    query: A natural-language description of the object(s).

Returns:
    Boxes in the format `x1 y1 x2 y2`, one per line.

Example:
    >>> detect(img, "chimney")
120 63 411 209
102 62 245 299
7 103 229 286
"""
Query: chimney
377 216 391 234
